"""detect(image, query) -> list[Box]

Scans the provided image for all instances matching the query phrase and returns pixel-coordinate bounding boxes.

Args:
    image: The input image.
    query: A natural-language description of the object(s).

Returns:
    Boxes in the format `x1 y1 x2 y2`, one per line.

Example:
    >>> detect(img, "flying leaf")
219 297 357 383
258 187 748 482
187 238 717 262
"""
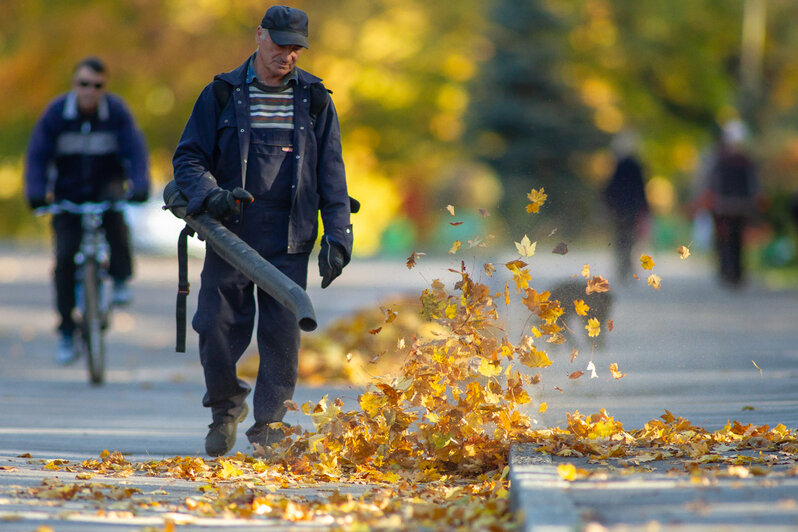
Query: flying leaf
504 282 510 305
570 349 578 363
752 360 762 376
478 208 489 218
381 306 398 323
609 363 626 379
406 251 425 269
586 276 610 294
568 370 584 380
511 268 532 291
538 402 548 413
484 263 496 277
369 327 382 335
608 320 614 332
448 240 461 254
446 204 455 216
586 318 600 337
526 187 547 213
346 352 353 362
478 358 503 377
551 242 568 255
640 254 655 270
581 264 590 279
283 400 299 411
515 235 537 257
586 360 598 378
553 386 564 393
519 346 552 368
573 300 589 317
647 274 662 290
677 245 691 259
449 221 464 226
369 352 384 363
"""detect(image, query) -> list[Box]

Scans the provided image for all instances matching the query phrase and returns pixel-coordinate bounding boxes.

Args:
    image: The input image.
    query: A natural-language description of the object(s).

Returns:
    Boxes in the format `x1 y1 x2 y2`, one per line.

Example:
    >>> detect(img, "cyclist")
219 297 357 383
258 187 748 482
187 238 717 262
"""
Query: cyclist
25 56 150 364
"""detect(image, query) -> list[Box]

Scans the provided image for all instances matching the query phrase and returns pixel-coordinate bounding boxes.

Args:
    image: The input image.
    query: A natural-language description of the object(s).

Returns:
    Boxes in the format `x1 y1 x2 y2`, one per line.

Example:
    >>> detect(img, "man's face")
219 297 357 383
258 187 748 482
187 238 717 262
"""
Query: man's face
72 66 107 115
255 27 303 83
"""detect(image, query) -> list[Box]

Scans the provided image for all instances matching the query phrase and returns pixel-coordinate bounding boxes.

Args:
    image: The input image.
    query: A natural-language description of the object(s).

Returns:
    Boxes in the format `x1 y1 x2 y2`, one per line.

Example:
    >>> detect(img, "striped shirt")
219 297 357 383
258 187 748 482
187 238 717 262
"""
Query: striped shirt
249 84 294 130
246 56 296 131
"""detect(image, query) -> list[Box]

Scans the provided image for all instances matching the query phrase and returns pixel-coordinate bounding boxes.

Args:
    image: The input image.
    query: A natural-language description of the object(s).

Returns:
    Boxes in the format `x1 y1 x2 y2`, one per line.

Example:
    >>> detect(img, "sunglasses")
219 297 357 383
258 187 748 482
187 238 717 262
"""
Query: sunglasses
76 80 105 89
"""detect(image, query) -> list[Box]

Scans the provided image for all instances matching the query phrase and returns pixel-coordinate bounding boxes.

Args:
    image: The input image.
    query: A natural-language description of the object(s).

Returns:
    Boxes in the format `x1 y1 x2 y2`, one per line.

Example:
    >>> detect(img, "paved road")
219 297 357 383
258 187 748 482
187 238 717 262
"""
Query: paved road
1 243 797 531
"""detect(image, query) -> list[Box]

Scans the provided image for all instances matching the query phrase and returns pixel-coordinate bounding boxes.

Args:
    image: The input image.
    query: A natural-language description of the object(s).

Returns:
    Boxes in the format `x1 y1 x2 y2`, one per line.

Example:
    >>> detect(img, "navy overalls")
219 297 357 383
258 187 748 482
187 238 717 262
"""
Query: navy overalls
193 114 308 425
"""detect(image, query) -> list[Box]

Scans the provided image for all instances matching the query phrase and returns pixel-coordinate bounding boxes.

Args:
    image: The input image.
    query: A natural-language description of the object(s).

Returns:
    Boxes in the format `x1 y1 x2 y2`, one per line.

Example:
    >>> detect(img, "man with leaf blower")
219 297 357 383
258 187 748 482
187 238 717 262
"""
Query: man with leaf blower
173 5 353 456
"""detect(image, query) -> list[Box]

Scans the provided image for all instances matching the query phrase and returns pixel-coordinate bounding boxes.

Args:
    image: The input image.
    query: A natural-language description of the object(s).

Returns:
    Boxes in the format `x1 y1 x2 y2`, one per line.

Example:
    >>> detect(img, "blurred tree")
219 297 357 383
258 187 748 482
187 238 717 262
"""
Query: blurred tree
467 0 606 238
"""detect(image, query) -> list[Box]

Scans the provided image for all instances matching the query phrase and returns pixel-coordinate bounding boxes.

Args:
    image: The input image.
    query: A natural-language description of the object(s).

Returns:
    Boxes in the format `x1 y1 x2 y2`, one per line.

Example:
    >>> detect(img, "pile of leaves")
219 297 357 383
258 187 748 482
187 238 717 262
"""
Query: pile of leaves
12 190 798 530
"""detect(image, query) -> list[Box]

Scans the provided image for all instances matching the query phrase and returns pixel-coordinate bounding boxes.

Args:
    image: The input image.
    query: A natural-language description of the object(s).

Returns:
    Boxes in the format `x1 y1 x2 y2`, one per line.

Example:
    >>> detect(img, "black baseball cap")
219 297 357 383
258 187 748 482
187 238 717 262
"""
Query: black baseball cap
261 5 309 49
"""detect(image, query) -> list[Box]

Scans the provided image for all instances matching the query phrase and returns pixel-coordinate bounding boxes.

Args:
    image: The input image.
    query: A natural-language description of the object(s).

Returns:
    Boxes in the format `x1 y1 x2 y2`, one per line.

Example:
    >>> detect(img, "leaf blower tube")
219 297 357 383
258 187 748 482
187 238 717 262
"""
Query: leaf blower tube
163 180 317 334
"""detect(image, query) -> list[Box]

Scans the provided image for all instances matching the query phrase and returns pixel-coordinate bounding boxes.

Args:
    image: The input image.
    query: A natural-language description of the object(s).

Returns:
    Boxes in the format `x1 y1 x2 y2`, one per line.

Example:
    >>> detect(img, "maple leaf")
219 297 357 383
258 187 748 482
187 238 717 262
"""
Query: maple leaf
573 299 589 317
519 346 552 368
406 251 425 269
570 349 578 363
446 204 455 216
568 370 584 380
608 320 614 332
478 208 489 218
647 274 662 290
478 358 503 377
586 360 598 378
538 403 548 413
514 235 537 257
586 318 600 337
484 263 496 277
369 327 382 335
381 307 397 324
581 264 590 279
448 240 461 254
283 400 299 411
640 254 655 270
677 245 691 259
609 362 626 379
585 275 610 294
526 187 547 213
551 241 568 255
557 463 577 481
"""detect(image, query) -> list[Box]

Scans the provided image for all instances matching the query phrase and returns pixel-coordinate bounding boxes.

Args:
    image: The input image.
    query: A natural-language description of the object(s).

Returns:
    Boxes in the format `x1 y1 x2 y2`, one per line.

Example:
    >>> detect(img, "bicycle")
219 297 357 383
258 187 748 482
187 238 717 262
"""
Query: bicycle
36 200 124 385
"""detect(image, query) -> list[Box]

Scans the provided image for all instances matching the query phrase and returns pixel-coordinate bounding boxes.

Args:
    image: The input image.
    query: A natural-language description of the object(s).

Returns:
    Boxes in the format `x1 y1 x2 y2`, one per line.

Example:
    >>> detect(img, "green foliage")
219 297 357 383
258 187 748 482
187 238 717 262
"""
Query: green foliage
467 0 607 237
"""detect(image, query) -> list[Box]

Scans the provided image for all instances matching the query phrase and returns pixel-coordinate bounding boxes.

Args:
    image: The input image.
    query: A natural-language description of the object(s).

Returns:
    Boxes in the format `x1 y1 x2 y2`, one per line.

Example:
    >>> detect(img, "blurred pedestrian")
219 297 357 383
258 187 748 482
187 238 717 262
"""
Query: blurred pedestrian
603 131 650 281
700 120 763 287
24 56 150 364
173 5 353 456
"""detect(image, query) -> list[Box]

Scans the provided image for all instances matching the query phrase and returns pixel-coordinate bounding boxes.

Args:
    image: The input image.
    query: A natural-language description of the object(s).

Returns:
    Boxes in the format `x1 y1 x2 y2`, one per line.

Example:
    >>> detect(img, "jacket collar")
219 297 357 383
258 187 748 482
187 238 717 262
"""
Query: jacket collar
63 91 110 121
215 53 322 87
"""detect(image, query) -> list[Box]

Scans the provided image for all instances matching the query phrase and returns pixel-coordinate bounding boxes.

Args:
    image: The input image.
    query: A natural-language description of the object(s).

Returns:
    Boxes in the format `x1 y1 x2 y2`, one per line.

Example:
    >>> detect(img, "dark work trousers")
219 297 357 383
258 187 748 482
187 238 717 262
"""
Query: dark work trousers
714 214 745 286
611 212 637 281
193 128 307 425
52 211 132 334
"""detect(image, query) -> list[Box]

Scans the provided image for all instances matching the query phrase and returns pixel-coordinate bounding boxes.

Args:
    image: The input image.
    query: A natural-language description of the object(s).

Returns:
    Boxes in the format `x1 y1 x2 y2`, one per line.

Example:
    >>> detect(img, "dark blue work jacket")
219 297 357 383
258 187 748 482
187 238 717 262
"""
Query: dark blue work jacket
172 55 353 258
25 92 150 203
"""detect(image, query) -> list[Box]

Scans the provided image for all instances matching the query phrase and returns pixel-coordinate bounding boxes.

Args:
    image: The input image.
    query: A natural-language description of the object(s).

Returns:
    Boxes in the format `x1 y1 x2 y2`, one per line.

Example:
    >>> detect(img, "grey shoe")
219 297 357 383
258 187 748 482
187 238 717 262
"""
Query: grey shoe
246 421 292 448
205 403 249 457
55 333 79 365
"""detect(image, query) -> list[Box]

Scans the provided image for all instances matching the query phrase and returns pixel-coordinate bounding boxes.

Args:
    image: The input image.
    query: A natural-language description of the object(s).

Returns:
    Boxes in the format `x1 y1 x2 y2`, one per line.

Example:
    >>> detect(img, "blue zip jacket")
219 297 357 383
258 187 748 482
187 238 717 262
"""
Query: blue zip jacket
25 92 150 203
172 55 353 258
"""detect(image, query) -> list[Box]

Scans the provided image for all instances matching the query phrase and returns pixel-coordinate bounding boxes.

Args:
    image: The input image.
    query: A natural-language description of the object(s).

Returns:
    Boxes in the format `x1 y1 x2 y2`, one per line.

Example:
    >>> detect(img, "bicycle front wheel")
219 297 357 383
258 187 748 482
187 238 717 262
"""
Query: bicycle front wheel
82 258 105 385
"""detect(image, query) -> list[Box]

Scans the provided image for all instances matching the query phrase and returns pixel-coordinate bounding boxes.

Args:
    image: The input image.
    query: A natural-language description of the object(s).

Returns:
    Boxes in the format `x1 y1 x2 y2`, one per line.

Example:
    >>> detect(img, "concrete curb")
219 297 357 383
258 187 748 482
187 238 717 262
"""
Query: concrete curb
509 443 580 532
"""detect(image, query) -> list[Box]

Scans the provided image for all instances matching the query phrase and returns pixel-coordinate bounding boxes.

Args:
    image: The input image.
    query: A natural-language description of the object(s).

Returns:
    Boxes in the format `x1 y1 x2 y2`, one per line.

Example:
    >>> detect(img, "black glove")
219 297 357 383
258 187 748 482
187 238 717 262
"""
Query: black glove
318 236 348 288
127 188 149 203
204 187 253 219
28 196 49 210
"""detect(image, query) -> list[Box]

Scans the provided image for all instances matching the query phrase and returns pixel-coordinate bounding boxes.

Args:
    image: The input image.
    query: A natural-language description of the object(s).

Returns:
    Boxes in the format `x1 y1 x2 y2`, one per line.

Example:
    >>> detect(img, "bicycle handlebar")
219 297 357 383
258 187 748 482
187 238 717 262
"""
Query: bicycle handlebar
34 200 127 217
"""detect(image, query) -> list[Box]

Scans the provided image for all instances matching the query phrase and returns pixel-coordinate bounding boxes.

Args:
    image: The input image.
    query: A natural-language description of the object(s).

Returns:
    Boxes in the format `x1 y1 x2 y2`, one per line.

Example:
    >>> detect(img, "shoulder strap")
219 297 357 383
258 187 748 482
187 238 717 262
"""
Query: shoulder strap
175 225 193 353
211 79 233 110
309 83 331 119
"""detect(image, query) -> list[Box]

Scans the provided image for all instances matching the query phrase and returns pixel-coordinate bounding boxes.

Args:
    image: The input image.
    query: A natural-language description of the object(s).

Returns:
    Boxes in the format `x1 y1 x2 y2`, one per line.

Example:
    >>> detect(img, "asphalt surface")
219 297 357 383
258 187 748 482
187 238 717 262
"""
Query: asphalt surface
1 243 797 531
